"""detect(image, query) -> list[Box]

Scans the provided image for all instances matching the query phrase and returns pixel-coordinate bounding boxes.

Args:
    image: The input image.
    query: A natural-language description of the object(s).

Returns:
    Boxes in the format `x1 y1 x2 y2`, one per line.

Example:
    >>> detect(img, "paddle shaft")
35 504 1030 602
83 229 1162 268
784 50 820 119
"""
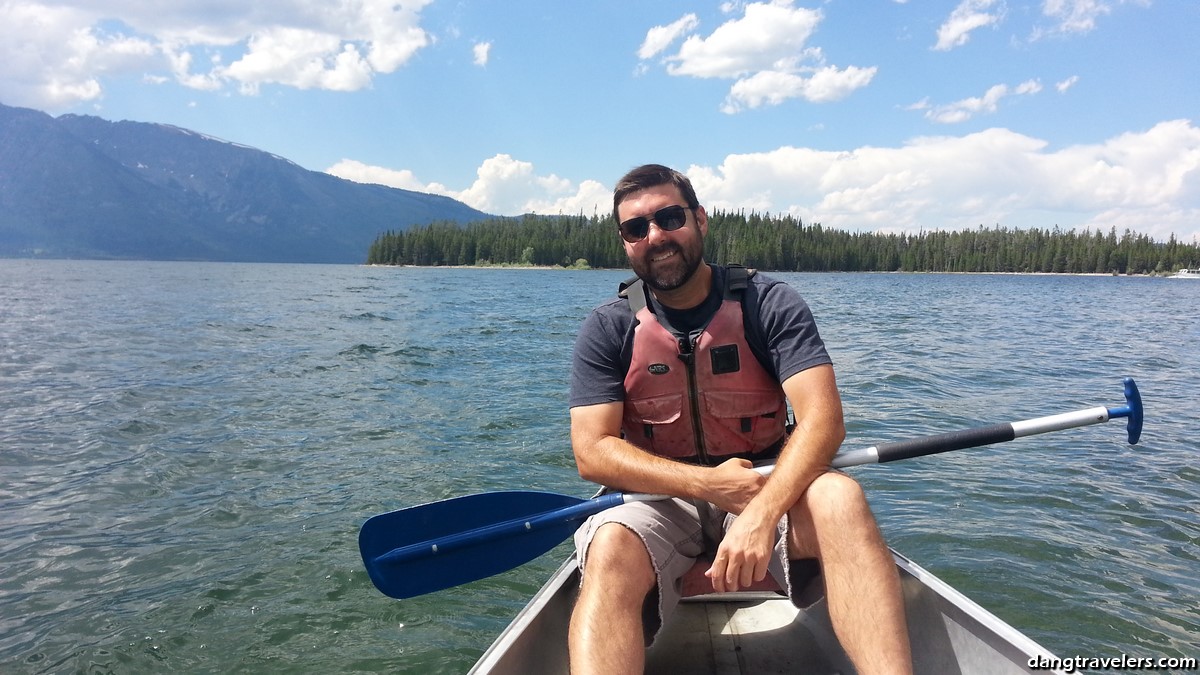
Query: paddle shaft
360 377 1144 598
834 376 1142 467
370 378 1142 568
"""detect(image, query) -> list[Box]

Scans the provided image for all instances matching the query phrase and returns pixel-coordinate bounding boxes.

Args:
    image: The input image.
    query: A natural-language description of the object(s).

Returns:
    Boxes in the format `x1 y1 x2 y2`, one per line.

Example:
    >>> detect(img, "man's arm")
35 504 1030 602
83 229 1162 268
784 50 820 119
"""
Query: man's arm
706 362 846 590
570 305 727 498
570 401 766 509
751 362 845 517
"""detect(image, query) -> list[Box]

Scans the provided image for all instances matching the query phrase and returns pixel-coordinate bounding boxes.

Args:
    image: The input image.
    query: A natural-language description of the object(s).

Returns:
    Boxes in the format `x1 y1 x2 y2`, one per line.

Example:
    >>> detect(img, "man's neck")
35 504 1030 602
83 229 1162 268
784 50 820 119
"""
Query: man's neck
649 262 714 310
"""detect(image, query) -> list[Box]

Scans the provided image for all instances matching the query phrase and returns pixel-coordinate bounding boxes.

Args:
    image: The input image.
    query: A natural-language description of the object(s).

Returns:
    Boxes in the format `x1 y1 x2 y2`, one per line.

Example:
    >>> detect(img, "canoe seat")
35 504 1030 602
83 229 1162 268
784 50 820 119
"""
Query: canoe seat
680 557 826 608
680 559 784 597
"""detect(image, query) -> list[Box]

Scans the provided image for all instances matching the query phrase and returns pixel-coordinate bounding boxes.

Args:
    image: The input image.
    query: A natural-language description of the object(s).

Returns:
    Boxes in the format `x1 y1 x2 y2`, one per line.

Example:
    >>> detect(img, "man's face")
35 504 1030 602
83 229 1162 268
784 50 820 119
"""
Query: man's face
617 183 707 292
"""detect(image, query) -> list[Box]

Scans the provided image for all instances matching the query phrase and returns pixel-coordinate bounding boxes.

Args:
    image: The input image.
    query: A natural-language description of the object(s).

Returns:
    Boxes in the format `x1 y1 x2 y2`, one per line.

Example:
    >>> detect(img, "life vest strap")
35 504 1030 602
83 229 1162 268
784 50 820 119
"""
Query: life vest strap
618 265 757 316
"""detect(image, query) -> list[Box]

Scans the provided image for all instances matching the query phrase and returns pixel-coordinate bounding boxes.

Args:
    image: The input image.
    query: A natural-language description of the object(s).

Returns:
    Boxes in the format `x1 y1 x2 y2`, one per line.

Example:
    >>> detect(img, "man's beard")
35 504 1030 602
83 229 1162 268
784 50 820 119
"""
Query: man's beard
631 239 704 291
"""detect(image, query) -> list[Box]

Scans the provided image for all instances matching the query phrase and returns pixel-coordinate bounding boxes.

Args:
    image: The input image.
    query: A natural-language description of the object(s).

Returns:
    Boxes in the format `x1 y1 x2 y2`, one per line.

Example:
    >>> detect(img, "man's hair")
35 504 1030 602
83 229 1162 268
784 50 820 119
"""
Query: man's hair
612 164 700 223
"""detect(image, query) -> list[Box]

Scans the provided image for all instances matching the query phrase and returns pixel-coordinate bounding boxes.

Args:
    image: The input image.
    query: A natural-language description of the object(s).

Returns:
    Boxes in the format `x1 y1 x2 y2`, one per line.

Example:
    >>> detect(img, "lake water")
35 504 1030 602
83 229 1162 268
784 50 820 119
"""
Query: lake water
1 261 1196 673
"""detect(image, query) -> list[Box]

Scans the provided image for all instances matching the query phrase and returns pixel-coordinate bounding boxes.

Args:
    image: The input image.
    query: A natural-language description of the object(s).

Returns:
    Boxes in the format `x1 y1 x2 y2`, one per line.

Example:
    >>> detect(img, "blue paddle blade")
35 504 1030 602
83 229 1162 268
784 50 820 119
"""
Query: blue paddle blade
359 490 605 599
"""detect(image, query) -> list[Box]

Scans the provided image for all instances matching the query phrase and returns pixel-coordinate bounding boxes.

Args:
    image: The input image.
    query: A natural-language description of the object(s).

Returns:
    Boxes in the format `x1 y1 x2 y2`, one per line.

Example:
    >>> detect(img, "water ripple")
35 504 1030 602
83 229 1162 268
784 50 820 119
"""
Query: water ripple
1 263 1196 672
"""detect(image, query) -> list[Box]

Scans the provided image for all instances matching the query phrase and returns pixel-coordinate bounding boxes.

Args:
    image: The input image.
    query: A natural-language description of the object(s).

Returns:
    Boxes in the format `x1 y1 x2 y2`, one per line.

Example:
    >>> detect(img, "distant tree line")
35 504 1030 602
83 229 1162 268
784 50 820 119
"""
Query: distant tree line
367 211 1200 275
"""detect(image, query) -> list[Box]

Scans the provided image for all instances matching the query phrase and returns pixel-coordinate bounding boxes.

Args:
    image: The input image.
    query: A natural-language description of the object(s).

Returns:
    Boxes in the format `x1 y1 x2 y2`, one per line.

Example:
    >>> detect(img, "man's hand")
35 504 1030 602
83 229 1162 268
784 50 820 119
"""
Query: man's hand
705 504 776 592
703 458 775 592
704 364 845 592
700 458 766 515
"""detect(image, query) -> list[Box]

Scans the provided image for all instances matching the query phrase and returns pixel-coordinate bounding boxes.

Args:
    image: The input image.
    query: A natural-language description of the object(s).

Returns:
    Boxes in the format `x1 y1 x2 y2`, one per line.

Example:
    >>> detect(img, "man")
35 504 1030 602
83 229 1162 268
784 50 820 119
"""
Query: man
567 164 912 674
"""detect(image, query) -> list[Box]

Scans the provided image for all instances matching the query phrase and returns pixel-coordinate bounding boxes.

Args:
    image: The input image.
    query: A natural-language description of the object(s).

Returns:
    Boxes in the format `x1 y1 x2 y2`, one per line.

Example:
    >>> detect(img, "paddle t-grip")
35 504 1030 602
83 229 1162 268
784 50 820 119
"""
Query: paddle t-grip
1105 376 1143 445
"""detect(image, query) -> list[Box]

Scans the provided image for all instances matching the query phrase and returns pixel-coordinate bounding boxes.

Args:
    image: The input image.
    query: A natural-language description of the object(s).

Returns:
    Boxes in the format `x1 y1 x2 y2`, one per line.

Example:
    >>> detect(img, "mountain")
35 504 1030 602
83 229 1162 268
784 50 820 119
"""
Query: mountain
0 103 490 263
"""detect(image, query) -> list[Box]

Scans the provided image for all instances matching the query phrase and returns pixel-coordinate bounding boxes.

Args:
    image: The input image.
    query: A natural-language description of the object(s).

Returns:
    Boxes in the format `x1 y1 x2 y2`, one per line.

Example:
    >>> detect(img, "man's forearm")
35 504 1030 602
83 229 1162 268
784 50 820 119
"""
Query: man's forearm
746 364 847 523
746 416 844 523
574 433 710 497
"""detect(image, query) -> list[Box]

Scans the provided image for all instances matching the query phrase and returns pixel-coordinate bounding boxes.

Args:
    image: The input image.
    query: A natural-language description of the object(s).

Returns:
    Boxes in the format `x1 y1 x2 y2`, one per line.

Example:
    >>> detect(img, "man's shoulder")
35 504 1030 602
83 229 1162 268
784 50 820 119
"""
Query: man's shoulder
744 268 785 289
589 294 634 320
719 264 784 290
737 268 803 309
578 294 636 340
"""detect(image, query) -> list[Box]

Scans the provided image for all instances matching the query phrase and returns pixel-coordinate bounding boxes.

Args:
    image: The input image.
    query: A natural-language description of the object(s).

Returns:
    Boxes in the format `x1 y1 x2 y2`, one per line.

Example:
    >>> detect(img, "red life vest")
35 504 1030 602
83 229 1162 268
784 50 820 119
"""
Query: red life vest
620 268 789 465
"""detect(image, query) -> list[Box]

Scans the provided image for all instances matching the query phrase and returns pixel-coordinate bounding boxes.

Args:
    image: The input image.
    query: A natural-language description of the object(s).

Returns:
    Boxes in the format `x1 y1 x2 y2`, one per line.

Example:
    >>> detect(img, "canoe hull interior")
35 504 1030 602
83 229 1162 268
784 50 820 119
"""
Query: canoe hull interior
470 549 1061 675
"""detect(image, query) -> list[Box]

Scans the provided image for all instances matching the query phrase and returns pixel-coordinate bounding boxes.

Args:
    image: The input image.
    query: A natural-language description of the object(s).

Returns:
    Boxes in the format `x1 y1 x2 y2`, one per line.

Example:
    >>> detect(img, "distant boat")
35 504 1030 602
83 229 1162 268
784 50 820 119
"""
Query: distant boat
1169 268 1200 278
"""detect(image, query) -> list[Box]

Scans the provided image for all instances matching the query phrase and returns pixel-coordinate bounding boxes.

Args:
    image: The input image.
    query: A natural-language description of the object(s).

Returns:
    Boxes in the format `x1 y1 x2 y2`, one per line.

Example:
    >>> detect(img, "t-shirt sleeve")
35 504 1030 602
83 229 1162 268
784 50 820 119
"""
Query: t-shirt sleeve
755 280 832 383
569 304 630 408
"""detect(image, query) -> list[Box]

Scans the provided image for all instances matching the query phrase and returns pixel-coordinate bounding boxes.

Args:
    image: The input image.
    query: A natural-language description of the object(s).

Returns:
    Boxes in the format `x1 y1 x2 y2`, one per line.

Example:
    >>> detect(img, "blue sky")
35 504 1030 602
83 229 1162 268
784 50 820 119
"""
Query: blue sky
2 0 1197 243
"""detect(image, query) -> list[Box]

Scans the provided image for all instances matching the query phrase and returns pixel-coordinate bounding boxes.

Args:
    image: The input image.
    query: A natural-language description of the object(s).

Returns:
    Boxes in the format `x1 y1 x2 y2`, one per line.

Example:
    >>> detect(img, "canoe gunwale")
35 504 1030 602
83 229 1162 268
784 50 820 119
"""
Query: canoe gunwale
469 557 578 673
469 548 1065 674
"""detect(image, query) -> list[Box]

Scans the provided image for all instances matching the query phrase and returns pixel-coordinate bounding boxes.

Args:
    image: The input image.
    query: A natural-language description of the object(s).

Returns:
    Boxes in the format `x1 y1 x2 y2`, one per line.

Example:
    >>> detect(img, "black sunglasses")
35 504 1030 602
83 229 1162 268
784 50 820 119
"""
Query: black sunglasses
618 205 693 243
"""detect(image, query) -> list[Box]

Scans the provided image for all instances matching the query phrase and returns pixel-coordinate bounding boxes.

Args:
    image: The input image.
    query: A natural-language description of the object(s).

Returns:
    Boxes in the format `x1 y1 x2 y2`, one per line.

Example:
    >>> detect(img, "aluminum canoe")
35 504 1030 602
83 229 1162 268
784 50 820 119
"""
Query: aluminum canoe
469 549 1065 674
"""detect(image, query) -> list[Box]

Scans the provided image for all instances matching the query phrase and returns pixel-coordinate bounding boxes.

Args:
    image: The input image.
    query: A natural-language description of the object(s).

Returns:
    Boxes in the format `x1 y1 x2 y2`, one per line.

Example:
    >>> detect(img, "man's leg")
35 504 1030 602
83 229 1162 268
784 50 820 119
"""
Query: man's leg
569 522 657 675
789 472 913 675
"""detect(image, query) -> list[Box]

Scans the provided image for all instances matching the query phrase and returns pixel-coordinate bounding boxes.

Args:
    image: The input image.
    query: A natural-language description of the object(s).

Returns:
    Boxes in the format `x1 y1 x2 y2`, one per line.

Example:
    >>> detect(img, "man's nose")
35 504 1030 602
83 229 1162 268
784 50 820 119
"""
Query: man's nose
643 219 670 244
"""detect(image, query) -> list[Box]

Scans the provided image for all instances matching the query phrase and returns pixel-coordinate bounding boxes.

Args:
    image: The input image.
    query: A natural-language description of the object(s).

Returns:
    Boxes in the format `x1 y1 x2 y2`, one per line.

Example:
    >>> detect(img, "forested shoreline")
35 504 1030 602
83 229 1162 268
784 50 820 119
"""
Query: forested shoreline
367 211 1200 275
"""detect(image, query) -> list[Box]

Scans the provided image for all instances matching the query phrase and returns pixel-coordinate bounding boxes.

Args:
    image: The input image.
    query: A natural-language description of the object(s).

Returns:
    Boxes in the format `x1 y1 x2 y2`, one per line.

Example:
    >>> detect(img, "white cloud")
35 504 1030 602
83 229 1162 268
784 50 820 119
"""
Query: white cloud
326 154 611 216
644 1 873 111
1033 0 1150 39
722 65 878 113
327 121 1200 245
473 41 491 67
1055 75 1080 93
637 14 700 60
666 3 822 79
451 155 565 214
325 159 428 191
905 97 931 112
921 79 1043 124
1013 79 1042 95
0 0 434 108
686 120 1200 242
219 28 374 94
0 3 160 106
1041 0 1111 33
934 0 1005 51
524 179 613 217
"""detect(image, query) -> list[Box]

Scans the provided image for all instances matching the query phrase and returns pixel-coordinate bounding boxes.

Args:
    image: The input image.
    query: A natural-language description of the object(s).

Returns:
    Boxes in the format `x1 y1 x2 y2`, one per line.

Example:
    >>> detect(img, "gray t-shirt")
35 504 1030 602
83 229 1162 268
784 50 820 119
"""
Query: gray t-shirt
569 265 832 408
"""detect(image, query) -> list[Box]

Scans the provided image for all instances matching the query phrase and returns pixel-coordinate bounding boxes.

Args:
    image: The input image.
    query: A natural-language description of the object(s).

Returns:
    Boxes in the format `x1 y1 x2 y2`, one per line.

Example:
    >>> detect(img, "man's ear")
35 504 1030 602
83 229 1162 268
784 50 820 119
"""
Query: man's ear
696 205 708 237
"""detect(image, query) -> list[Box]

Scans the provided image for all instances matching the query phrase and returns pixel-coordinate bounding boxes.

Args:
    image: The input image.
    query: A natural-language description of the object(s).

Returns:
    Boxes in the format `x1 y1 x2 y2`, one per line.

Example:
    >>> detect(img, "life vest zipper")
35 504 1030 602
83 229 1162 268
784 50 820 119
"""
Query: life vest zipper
677 335 710 465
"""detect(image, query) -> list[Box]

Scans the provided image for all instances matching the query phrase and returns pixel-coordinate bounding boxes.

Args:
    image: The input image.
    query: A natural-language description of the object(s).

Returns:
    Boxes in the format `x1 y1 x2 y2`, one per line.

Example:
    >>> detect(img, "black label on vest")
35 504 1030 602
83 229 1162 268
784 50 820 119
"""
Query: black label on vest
647 363 671 375
711 344 740 375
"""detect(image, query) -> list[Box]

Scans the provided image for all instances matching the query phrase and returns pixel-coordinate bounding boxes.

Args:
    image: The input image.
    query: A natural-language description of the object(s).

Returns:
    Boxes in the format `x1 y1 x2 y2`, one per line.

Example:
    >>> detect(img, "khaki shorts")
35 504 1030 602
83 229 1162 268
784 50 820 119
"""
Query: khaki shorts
573 497 823 645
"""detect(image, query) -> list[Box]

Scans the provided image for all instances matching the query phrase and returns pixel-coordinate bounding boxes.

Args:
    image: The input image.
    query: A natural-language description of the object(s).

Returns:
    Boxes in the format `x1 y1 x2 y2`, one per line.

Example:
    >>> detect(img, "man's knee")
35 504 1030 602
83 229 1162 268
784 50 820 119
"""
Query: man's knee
581 523 656 592
805 472 871 523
